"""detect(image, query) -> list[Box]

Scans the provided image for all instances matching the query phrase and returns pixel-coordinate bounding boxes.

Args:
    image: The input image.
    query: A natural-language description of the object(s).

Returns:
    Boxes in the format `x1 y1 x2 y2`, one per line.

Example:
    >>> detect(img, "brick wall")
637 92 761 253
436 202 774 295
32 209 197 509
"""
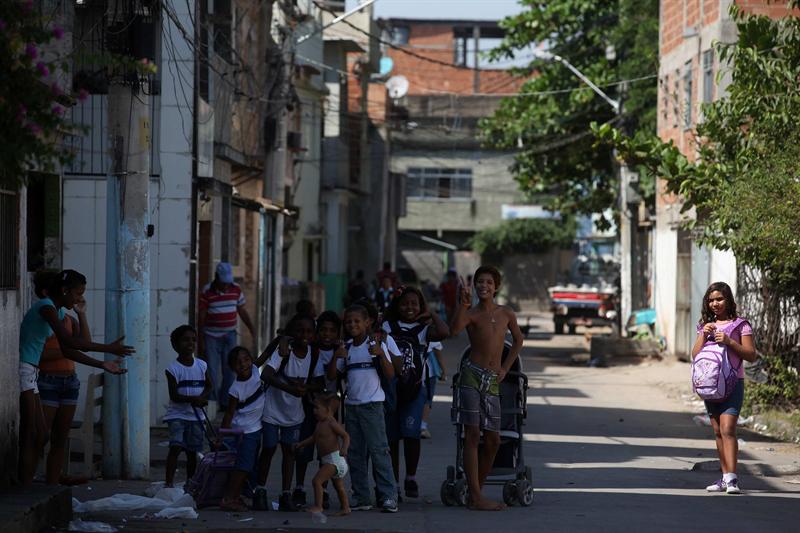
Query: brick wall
383 22 525 96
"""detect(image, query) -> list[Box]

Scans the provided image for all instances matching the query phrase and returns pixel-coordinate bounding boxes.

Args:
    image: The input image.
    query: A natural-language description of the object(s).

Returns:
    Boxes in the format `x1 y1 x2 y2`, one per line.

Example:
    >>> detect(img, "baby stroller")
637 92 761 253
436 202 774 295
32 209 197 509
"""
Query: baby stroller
440 342 533 507
184 407 243 508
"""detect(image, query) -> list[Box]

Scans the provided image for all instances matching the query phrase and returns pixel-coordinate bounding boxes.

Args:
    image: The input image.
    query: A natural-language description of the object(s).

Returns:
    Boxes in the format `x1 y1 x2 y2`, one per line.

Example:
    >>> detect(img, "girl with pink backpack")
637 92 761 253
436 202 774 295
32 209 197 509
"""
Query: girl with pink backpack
691 282 757 495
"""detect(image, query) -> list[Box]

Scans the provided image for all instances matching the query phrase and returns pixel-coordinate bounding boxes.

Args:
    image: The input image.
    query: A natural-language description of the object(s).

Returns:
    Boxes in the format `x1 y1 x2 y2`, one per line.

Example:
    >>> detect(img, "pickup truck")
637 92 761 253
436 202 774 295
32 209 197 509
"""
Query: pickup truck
549 284 617 334
548 251 619 334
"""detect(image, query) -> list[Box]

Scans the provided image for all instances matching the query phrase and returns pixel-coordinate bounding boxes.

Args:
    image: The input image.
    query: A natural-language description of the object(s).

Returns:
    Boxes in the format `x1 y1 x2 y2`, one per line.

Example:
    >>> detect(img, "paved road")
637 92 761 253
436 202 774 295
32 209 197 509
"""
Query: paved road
71 318 800 532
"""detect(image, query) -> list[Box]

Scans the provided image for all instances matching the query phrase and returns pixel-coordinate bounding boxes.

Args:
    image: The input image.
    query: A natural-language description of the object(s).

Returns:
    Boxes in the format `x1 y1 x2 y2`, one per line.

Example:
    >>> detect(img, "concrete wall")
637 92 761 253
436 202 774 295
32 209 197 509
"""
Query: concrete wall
0 189 28 488
62 8 194 425
395 150 519 233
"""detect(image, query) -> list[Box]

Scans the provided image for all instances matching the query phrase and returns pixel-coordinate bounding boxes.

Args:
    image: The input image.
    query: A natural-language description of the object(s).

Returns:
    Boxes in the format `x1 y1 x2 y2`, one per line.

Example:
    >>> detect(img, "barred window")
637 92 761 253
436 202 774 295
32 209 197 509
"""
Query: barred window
683 60 693 129
406 168 472 200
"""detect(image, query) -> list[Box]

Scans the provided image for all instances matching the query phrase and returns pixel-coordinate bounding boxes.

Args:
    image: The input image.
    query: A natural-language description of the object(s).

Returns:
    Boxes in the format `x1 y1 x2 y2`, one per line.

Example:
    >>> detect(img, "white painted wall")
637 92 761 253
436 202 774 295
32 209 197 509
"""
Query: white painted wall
63 7 194 426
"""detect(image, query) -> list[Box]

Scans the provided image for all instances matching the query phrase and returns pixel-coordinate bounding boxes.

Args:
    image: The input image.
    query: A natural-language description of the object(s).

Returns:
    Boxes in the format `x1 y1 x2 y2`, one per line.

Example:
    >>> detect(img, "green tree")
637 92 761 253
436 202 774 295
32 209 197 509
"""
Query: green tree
468 217 577 264
480 0 659 228
0 1 77 189
0 2 156 189
594 2 800 298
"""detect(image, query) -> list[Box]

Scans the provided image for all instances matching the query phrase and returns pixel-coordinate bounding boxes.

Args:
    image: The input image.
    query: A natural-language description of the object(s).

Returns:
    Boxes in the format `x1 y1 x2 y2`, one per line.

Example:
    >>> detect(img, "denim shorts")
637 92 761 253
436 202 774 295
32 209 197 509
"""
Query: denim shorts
225 430 262 473
705 379 745 417
262 422 302 449
386 386 427 441
425 377 438 407
38 373 80 407
167 418 204 453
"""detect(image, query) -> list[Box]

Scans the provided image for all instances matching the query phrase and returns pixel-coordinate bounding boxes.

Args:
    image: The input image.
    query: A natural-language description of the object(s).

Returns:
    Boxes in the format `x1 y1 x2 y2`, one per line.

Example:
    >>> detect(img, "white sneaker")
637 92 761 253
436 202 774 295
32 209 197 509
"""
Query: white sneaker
706 479 726 492
726 479 742 494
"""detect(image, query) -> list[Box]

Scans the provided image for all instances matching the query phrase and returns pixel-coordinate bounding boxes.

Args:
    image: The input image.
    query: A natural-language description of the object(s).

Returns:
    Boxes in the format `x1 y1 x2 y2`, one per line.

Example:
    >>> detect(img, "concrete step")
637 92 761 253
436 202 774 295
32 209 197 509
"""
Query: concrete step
0 484 71 533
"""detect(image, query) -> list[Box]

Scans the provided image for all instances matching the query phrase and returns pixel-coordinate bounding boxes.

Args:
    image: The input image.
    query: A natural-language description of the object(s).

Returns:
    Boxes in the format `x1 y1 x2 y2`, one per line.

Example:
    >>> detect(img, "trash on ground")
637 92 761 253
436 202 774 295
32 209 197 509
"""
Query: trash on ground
312 511 328 524
238 517 254 522
68 519 118 532
154 506 198 519
73 486 196 516
738 438 747 447
737 416 753 426
693 414 711 427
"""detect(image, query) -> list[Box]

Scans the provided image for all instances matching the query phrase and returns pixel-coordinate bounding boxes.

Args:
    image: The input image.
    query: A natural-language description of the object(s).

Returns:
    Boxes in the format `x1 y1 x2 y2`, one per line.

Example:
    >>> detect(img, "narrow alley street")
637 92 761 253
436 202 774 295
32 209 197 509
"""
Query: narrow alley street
70 317 800 533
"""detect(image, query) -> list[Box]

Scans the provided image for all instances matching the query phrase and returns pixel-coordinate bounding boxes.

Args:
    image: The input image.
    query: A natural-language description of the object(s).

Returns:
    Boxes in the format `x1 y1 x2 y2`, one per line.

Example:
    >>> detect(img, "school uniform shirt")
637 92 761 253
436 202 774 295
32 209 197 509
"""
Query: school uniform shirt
228 371 264 434
337 339 392 405
19 298 65 366
319 347 337 392
262 347 325 427
163 358 208 422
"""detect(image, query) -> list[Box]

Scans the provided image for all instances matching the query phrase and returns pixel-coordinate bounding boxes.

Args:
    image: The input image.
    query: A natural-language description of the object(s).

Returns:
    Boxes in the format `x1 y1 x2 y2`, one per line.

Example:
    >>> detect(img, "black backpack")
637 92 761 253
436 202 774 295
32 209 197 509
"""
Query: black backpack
387 321 427 405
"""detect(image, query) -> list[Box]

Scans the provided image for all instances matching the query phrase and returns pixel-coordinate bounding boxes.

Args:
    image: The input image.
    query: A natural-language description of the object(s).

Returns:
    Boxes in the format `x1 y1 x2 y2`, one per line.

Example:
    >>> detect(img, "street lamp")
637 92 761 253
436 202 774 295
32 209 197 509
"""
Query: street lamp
532 49 620 113
532 48 634 335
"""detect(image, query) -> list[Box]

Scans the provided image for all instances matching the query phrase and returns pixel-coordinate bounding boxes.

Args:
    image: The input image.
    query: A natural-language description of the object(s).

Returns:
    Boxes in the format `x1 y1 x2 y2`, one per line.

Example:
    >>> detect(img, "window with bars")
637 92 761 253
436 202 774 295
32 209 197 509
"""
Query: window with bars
702 50 715 104
406 167 472 200
0 190 19 289
683 60 693 129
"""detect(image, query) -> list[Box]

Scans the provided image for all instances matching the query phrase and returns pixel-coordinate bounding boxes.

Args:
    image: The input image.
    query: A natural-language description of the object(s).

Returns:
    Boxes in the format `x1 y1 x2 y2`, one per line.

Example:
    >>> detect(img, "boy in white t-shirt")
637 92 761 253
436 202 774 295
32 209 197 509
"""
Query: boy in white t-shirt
220 346 265 512
164 325 212 487
328 305 399 513
292 311 343 508
254 315 324 512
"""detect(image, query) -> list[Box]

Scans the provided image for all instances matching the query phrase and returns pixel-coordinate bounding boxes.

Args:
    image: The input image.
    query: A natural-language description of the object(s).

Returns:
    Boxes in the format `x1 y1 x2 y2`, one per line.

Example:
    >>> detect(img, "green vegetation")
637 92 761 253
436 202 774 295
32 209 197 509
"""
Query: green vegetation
480 0 659 229
468 218 576 262
595 2 800 300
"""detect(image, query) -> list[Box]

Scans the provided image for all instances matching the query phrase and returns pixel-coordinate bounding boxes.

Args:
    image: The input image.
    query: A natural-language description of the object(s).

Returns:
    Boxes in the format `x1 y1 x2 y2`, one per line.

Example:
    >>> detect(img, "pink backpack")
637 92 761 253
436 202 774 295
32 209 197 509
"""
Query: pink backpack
691 318 744 402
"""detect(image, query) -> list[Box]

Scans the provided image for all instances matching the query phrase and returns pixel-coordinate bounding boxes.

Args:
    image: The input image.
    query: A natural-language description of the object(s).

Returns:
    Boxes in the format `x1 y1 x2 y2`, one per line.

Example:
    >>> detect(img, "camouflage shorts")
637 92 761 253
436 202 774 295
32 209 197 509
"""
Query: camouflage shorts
451 360 501 433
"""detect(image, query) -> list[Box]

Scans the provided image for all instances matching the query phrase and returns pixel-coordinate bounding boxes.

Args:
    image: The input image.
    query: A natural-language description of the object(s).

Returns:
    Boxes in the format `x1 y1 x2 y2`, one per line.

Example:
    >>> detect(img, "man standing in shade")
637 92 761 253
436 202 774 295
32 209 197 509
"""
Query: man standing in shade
198 262 256 409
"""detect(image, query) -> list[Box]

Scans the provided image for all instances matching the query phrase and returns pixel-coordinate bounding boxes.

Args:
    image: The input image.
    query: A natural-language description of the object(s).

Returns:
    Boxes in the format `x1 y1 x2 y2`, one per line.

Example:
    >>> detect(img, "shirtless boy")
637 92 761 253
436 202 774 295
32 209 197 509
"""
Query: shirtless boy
450 266 524 511
295 393 351 517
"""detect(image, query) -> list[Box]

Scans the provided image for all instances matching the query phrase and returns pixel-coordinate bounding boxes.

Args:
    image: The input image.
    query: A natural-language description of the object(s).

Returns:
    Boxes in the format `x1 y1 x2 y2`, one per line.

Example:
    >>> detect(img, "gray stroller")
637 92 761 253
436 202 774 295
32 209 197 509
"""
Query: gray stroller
440 342 533 507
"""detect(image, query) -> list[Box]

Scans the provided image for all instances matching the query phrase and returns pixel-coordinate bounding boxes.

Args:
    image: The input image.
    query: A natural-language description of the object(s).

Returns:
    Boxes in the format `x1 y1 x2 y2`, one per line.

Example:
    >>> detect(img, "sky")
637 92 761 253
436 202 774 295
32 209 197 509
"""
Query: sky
345 0 526 21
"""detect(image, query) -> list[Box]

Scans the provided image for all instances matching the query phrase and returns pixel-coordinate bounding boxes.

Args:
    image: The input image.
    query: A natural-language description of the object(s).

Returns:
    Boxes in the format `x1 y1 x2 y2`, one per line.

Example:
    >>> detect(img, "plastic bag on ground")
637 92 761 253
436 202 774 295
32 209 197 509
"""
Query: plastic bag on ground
153 506 199 519
72 486 196 515
68 519 118 532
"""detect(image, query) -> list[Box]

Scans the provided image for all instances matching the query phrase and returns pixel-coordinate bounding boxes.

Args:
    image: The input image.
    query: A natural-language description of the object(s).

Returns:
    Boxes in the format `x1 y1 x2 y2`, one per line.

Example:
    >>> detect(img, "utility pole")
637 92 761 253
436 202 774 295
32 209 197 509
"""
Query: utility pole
103 3 152 479
264 3 293 337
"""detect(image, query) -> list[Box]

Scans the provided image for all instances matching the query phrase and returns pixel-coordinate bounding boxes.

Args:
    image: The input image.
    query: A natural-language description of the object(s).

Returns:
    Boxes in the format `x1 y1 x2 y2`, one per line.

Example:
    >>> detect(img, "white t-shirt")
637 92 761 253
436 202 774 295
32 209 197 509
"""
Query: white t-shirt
336 338 392 405
382 321 429 346
319 347 337 392
425 341 443 380
228 370 264 434
262 347 324 426
164 358 208 422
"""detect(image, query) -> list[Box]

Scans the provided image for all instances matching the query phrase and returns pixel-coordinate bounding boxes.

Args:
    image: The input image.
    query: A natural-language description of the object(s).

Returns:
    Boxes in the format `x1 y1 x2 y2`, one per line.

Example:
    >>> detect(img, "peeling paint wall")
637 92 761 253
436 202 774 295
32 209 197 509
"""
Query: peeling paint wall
0 188 29 488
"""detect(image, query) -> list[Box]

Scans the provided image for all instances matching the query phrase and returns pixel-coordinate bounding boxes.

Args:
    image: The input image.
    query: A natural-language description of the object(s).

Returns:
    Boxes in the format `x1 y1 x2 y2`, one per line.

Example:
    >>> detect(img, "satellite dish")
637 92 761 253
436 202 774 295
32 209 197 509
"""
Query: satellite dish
379 56 394 76
385 75 409 99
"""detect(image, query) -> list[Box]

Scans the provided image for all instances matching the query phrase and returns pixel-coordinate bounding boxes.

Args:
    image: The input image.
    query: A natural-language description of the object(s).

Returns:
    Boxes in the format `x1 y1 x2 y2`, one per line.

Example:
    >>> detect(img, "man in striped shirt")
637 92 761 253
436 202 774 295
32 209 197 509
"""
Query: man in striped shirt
198 262 255 409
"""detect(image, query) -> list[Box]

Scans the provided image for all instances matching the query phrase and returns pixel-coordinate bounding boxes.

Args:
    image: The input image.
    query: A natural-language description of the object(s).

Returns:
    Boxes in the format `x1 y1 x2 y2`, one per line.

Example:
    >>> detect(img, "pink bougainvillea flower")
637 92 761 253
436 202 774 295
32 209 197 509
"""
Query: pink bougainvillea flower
25 43 38 59
36 62 49 77
52 26 64 40
28 123 42 135
77 88 89 102
52 105 65 116
51 83 63 96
